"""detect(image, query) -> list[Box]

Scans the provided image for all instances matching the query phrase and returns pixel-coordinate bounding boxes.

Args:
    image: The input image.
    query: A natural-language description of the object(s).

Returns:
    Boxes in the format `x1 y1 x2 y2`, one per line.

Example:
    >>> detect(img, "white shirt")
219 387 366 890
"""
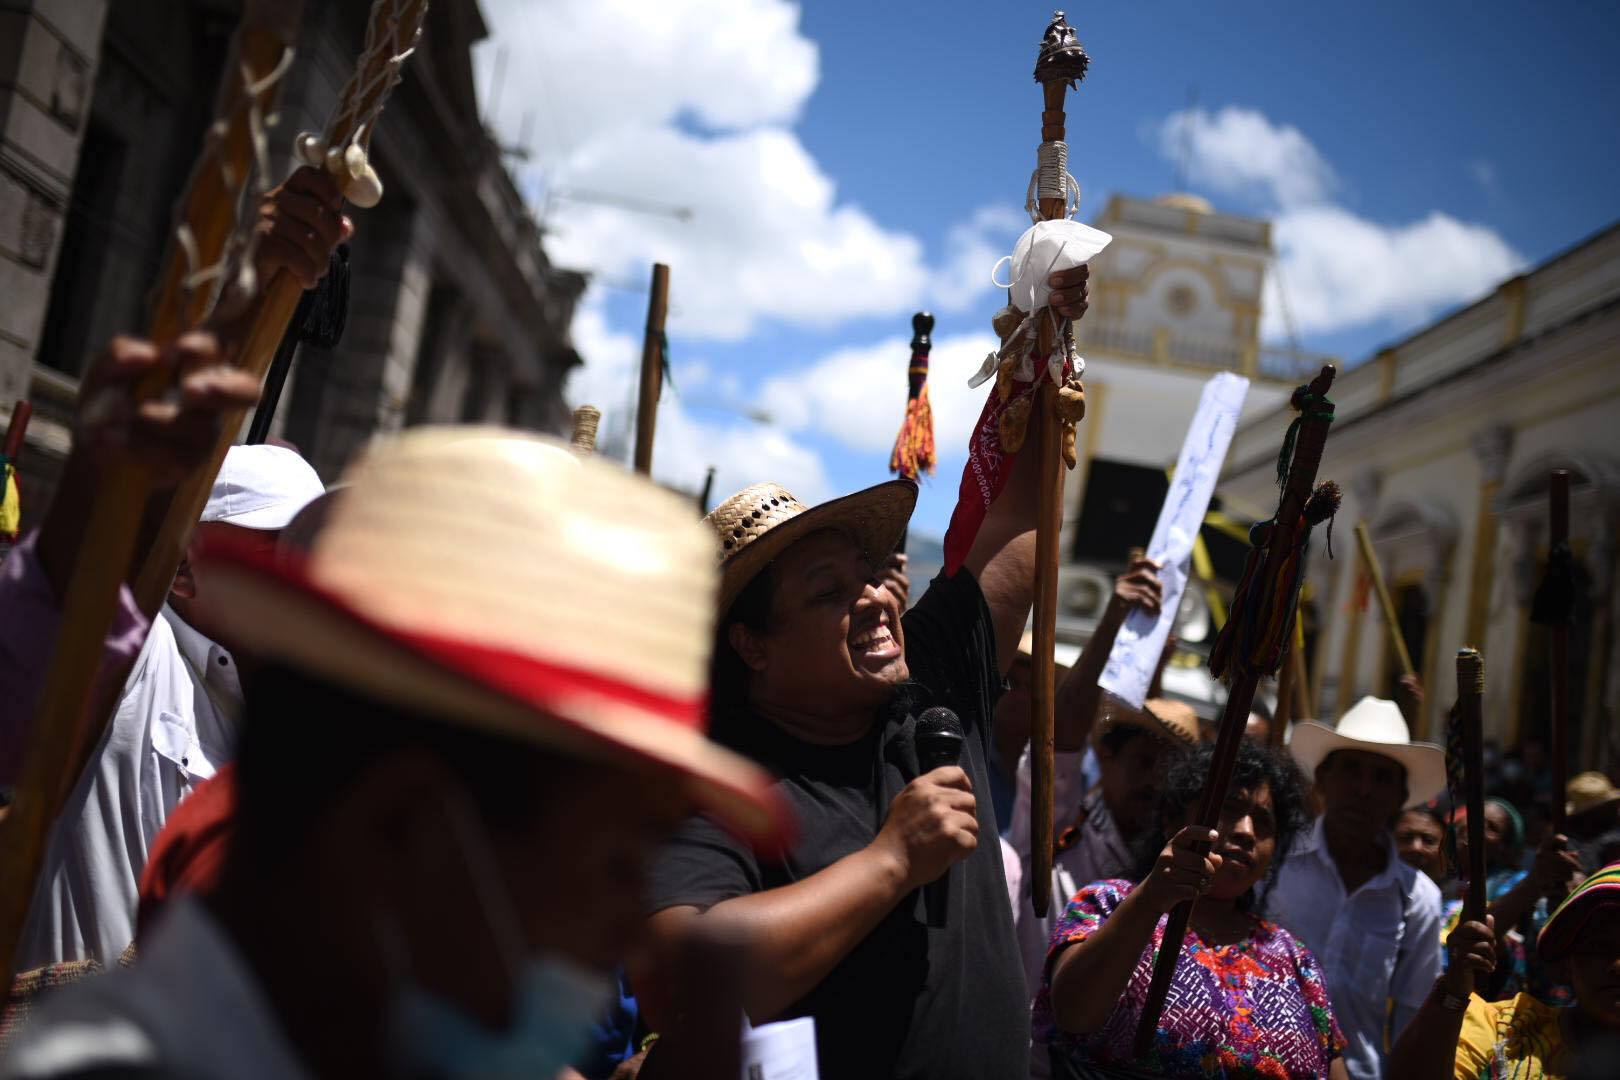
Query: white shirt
1006 746 1122 1080
1264 815 1443 1080
2 898 312 1080
16 606 241 971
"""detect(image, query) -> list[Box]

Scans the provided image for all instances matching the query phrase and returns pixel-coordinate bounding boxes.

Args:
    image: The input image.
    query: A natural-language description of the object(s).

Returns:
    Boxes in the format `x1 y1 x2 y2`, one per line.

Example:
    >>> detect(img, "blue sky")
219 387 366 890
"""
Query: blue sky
477 1 1620 537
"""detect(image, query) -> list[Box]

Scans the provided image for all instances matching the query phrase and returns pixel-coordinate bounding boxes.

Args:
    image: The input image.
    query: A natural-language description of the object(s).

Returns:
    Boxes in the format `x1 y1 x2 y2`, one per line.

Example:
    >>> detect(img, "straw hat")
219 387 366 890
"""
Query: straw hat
1288 696 1446 808
1566 771 1620 820
197 427 789 847
1094 695 1201 750
706 479 916 614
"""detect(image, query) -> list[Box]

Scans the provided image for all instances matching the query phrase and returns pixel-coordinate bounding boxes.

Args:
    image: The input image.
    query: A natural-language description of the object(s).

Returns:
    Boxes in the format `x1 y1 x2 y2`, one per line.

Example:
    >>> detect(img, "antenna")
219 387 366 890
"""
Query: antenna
486 45 509 130
1173 84 1199 191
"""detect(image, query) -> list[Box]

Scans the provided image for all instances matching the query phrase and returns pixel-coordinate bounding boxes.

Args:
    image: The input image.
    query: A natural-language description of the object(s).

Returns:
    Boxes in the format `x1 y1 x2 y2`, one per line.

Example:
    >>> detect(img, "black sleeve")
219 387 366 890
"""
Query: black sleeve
901 569 1002 741
644 813 763 915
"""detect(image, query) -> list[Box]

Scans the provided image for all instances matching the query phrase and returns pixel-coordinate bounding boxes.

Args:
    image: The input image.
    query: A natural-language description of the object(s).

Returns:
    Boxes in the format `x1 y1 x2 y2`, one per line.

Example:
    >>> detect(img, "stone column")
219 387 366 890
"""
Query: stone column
1466 425 1513 738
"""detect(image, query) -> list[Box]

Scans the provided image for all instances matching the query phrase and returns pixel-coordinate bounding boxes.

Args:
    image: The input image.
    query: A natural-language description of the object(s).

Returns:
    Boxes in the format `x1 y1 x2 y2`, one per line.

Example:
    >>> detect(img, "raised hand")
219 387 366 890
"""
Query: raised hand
1138 826 1222 914
1114 556 1163 617
75 334 260 486
1048 265 1090 321
1532 832 1582 897
1442 914 1497 997
252 165 354 290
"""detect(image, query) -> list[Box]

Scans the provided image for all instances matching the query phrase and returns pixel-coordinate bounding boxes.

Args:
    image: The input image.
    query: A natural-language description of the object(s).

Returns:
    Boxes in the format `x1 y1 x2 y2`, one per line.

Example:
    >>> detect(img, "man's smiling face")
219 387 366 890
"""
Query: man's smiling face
735 528 909 722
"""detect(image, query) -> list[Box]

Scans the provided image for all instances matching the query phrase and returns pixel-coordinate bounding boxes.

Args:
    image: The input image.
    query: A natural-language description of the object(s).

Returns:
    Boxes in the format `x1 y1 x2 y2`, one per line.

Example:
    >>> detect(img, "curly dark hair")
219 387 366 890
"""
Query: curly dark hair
1129 739 1312 915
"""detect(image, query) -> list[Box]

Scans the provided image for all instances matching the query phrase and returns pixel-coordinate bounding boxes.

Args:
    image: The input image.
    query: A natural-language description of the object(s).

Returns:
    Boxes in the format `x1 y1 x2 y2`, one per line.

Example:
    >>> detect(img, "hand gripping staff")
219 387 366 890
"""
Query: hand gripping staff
1133 366 1341 1055
0 0 431 993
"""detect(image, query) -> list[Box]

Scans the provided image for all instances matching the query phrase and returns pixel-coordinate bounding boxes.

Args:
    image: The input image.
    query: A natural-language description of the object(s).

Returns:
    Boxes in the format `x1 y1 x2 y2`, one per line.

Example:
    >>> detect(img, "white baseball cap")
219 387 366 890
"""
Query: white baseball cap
201 445 325 531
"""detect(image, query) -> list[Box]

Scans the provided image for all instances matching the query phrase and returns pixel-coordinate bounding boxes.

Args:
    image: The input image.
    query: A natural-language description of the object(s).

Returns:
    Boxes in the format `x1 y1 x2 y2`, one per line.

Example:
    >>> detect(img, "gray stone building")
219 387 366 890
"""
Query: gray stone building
0 0 585 507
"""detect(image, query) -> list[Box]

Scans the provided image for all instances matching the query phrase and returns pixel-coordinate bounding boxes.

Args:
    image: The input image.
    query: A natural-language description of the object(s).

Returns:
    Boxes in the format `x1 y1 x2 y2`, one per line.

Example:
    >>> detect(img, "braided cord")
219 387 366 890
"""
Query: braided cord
1024 140 1081 223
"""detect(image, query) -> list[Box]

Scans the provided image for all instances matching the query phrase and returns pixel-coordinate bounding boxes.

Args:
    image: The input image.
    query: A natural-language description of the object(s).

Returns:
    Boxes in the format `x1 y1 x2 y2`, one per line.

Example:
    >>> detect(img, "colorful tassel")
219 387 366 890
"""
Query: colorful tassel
890 376 936 481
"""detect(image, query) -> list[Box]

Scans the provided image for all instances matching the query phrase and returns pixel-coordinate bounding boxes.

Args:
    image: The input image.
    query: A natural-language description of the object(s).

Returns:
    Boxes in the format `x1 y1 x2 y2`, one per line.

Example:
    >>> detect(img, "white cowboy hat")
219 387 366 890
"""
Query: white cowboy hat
1289 696 1447 808
708 479 916 614
197 426 791 849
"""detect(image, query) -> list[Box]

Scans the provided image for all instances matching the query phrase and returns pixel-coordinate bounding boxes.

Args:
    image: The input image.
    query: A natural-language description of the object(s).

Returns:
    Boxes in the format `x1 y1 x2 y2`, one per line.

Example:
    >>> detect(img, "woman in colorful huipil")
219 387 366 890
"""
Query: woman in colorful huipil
1034 740 1349 1079
1387 860 1620 1079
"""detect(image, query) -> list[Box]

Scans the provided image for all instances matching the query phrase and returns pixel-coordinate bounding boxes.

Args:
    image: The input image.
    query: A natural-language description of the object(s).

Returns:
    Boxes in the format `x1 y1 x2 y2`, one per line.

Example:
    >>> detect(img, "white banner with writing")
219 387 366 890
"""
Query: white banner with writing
1098 371 1250 709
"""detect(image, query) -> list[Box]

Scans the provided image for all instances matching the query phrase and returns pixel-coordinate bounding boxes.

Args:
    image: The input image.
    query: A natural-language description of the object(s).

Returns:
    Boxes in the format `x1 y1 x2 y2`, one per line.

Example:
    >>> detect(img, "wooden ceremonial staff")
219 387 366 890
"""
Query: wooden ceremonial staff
634 262 670 476
1134 365 1339 1054
0 0 308 990
5 0 431 991
131 0 431 619
1027 9 1090 920
1547 470 1571 834
1355 520 1417 680
1456 648 1488 926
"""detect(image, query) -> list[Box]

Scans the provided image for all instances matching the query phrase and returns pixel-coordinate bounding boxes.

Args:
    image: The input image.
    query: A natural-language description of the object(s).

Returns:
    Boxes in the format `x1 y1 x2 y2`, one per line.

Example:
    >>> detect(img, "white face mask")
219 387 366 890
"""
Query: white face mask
991 219 1113 312
377 785 615 1079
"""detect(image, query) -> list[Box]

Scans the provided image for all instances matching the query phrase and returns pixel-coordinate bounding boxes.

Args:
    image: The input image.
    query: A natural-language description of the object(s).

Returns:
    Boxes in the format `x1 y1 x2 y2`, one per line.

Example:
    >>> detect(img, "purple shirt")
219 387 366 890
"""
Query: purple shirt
0 531 148 784
1033 879 1346 1080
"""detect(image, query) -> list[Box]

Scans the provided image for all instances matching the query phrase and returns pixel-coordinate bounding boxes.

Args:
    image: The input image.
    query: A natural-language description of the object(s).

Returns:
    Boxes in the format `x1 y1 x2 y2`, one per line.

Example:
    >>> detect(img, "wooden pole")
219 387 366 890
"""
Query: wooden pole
570 405 601 455
1134 365 1338 1055
1355 521 1416 679
1271 636 1296 747
1548 470 1570 834
130 0 431 620
1457 648 1488 928
3 401 32 463
0 0 308 992
1027 14 1089 918
634 263 670 476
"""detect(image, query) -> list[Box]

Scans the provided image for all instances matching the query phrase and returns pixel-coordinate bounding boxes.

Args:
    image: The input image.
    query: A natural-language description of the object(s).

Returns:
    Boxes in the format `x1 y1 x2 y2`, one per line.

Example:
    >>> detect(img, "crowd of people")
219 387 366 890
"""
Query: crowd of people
0 168 1617 1080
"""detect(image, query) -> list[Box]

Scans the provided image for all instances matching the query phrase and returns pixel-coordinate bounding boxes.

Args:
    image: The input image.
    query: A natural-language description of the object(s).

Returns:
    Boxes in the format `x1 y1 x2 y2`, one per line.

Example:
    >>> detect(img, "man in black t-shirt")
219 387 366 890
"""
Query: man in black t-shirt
636 271 1093 1080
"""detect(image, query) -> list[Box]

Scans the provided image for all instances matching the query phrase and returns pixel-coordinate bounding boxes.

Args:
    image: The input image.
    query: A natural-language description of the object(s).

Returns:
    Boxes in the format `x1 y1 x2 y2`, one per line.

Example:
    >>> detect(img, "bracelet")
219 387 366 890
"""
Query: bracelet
1435 980 1468 1012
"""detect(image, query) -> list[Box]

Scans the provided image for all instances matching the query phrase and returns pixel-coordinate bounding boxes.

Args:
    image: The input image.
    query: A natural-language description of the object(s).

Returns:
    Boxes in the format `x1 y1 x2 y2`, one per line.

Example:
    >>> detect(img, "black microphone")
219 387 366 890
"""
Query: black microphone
914 706 965 929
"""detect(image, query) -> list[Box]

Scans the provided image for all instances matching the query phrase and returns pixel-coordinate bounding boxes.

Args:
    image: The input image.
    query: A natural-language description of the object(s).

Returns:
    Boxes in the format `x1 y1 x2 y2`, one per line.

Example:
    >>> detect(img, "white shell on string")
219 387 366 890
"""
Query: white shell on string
347 164 383 208
343 142 368 179
295 132 326 167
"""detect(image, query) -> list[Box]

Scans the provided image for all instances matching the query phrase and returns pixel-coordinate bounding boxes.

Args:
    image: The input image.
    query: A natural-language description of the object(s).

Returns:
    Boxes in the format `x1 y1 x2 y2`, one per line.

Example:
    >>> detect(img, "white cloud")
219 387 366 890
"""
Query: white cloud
1159 106 1336 210
931 205 1028 313
1265 206 1522 338
540 125 930 340
1469 158 1499 196
758 331 1002 486
479 0 1008 343
479 0 935 342
1156 105 1524 341
565 293 834 504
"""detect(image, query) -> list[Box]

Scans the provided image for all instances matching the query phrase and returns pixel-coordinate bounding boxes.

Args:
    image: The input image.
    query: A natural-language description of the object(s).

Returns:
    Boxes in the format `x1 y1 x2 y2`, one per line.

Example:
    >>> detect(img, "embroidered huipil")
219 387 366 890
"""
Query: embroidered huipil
1033 879 1346 1079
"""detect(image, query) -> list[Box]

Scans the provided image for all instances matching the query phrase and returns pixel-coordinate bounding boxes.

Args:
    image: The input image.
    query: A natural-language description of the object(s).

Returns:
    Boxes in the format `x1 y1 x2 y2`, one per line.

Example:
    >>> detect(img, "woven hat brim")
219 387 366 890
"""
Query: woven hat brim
199 542 794 852
718 479 917 614
1288 720 1448 808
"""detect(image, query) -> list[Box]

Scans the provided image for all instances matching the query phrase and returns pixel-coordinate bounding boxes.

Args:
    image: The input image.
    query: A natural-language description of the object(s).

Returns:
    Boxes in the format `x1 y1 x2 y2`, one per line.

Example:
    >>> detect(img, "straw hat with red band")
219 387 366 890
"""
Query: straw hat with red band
196 426 792 851
706 479 917 615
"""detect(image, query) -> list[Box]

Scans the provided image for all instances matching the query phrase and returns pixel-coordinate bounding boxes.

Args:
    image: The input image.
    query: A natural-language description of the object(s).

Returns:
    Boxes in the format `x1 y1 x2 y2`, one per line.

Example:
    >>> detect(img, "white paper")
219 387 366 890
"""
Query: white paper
1098 372 1250 709
740 1016 820 1080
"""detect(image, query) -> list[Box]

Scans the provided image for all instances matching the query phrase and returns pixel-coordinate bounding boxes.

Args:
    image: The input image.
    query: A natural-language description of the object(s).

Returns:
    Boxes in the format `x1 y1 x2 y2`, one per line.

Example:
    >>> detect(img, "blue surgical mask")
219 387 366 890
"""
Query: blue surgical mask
377 784 615 1079
387 953 614 1079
